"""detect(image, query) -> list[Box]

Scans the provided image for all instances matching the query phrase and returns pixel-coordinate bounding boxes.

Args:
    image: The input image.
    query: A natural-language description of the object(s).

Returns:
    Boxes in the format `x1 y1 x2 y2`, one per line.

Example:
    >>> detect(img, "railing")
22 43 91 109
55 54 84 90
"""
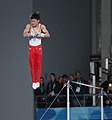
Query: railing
34 94 112 108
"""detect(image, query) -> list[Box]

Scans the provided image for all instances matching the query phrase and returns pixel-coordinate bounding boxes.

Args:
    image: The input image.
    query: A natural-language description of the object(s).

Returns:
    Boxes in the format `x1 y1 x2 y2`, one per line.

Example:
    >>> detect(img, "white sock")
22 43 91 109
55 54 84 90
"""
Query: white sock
32 82 40 89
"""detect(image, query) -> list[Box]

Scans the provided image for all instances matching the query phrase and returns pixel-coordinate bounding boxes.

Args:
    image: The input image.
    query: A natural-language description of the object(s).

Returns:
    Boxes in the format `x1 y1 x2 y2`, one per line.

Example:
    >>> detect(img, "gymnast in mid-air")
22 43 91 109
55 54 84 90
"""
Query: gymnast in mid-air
23 12 50 89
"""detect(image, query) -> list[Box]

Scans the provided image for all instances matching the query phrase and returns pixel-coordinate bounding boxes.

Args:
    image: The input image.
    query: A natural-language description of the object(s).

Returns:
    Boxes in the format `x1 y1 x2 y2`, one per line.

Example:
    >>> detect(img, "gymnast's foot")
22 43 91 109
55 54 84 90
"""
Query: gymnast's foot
35 82 40 88
32 82 40 89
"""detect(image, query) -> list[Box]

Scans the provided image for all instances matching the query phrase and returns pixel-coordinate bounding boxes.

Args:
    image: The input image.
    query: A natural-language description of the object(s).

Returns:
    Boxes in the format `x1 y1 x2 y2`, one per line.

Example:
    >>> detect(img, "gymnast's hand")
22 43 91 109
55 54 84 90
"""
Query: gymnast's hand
29 33 41 39
29 32 45 39
33 33 45 39
36 32 45 38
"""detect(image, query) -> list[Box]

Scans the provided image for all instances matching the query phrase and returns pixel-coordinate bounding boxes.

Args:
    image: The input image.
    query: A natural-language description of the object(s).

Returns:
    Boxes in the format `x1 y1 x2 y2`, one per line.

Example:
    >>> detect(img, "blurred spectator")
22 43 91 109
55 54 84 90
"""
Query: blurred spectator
71 71 89 106
69 74 75 81
88 73 93 85
86 73 94 106
101 75 112 106
72 71 89 94
105 83 112 106
61 74 68 94
34 77 45 95
59 74 69 107
34 77 46 108
88 73 93 94
58 76 63 83
101 75 112 92
46 73 60 96
58 76 63 90
46 73 60 107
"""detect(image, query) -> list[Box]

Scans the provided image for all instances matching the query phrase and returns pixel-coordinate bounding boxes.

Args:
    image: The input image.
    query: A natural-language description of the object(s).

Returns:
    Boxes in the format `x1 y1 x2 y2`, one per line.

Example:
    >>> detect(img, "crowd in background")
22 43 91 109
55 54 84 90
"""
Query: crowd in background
34 71 91 107
34 71 112 107
34 71 90 95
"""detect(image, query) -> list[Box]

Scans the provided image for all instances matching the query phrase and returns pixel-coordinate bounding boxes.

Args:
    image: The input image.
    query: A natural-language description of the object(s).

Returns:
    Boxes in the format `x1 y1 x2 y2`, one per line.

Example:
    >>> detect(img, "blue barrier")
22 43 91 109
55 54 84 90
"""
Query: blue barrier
36 106 112 120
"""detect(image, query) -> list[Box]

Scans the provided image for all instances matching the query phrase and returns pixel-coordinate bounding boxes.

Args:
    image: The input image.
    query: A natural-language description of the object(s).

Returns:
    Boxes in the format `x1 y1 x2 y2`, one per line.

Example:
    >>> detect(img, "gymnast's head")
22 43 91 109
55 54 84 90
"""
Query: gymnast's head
29 12 40 27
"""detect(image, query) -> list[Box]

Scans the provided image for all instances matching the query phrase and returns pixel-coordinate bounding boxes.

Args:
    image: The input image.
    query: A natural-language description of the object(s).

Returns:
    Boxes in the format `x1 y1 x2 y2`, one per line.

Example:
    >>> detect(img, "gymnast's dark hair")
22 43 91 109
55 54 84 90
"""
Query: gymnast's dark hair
30 11 40 20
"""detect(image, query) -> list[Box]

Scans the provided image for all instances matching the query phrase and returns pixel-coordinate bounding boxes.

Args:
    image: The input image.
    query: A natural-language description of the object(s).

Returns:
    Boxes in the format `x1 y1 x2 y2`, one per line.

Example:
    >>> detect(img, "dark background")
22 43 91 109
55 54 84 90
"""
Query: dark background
0 0 91 120
0 0 33 120
33 0 91 81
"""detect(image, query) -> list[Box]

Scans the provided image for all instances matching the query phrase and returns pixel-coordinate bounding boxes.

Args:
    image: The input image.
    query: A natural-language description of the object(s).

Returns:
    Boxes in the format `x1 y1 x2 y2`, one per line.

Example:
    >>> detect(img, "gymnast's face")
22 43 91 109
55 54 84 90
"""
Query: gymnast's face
30 19 39 27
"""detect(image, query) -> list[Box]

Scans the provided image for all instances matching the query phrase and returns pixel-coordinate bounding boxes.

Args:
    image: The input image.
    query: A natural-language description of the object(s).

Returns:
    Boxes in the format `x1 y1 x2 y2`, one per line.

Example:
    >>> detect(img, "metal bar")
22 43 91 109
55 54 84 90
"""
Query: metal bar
67 81 70 120
101 88 104 120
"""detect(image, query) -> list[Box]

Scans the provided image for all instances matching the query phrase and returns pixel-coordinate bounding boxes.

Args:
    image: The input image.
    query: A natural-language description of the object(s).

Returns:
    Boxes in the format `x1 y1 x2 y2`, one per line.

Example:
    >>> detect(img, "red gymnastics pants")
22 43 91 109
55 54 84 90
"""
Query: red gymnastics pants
29 45 42 83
